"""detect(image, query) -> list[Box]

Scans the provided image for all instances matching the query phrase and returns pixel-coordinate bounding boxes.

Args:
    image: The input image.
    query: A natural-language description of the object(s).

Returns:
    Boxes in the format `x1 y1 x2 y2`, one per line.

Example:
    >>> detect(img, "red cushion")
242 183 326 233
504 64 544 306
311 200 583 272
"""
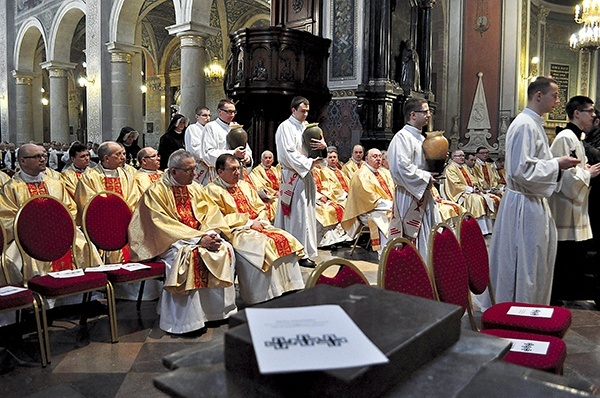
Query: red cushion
432 227 469 312
482 302 572 338
482 329 567 374
84 193 132 251
16 197 74 262
103 261 165 284
316 265 368 288
27 273 108 297
459 216 490 294
0 285 34 310
383 244 435 300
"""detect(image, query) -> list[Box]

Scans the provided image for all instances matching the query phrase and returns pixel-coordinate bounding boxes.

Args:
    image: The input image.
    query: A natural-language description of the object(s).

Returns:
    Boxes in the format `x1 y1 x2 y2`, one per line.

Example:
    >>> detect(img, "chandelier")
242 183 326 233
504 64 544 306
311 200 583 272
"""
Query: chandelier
570 0 600 51
204 57 225 82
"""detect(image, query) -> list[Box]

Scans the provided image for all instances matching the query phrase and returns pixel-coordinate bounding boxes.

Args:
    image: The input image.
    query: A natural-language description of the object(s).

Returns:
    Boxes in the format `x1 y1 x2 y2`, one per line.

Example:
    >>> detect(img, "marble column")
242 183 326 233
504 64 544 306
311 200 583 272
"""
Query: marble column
178 34 206 121
41 62 75 144
11 70 34 144
107 43 137 138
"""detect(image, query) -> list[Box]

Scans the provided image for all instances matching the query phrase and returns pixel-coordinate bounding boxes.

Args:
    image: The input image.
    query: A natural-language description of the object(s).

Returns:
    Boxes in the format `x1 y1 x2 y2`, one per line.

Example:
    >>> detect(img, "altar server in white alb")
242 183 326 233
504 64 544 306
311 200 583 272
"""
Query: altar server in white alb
483 77 580 309
185 106 212 185
274 96 327 268
387 97 440 258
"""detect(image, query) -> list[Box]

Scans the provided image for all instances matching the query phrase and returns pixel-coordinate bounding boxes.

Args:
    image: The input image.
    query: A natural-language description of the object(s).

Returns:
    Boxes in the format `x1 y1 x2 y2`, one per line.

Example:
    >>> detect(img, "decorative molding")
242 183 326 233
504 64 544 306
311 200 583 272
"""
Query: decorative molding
166 22 219 38
12 70 34 85
110 52 132 64
331 89 356 98
179 35 204 48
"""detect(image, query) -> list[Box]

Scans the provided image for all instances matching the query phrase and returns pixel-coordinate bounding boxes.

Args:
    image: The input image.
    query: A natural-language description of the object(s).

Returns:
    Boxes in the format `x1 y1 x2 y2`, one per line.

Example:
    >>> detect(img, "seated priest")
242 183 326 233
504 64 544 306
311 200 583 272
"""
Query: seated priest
61 142 91 198
442 150 494 234
128 149 236 335
322 147 350 195
74 141 139 224
341 148 394 258
474 146 504 197
0 143 100 286
313 158 353 248
466 152 501 215
133 147 164 196
205 154 305 305
342 144 365 181
431 184 465 228
250 150 281 221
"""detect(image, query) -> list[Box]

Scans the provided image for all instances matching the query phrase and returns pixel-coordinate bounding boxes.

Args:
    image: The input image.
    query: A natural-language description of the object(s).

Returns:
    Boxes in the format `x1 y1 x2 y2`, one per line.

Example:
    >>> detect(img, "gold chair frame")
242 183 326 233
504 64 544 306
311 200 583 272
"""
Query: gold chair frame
305 257 370 288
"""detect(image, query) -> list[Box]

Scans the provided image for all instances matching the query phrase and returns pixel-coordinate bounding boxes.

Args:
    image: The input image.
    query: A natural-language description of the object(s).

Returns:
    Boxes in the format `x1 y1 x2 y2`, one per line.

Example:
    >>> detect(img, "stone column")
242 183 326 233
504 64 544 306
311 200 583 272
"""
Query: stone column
107 42 140 138
11 70 34 144
41 61 75 144
417 0 435 97
167 23 219 121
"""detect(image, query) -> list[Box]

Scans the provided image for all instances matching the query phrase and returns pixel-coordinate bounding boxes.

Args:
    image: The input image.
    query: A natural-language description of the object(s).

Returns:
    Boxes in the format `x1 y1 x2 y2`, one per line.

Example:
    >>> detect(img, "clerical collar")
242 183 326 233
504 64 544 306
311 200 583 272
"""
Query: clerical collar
140 168 158 174
476 158 486 165
403 124 423 136
167 172 184 187
215 176 236 189
20 170 44 183
365 163 379 173
216 118 230 129
72 165 87 172
523 107 545 123
352 158 363 165
564 122 585 141
100 164 119 177
261 164 271 170
288 115 305 128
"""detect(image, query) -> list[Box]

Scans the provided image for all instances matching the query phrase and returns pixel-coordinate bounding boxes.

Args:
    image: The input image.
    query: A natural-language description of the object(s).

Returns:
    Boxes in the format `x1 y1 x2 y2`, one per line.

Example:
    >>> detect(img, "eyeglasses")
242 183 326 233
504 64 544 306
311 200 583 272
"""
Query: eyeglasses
478 151 490 155
143 154 159 159
174 167 196 173
219 108 237 115
223 166 241 172
453 154 465 158
22 154 48 160
579 109 596 114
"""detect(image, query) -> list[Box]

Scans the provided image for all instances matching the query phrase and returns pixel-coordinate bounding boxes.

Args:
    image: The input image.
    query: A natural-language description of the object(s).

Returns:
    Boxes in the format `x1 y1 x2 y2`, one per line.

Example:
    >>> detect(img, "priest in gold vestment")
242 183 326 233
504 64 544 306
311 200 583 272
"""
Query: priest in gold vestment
250 150 281 221
128 150 236 334
341 144 365 181
133 147 164 196
205 154 304 304
0 144 99 285
61 142 91 198
341 148 394 257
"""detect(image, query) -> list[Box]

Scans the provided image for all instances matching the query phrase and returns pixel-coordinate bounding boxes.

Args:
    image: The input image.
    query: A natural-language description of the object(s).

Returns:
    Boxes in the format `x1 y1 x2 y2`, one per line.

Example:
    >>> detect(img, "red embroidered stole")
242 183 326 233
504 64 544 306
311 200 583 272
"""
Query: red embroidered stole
498 169 506 185
26 182 49 197
171 186 199 229
312 169 323 191
373 171 393 199
191 248 209 289
332 168 349 192
75 171 83 180
481 164 491 186
313 169 344 221
265 168 280 191
148 173 161 182
459 166 473 186
104 177 124 196
241 169 256 190
228 185 292 256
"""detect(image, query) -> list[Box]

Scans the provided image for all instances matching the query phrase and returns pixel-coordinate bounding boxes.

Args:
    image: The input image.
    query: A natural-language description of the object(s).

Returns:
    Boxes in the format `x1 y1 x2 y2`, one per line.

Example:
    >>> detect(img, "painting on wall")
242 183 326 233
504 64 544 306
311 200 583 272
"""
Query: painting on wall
548 63 569 122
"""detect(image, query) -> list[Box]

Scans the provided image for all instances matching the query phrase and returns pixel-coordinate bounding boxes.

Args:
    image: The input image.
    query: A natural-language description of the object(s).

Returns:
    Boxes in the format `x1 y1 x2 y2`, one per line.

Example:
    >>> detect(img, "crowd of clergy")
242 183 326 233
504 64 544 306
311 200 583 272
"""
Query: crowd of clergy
2 86 596 335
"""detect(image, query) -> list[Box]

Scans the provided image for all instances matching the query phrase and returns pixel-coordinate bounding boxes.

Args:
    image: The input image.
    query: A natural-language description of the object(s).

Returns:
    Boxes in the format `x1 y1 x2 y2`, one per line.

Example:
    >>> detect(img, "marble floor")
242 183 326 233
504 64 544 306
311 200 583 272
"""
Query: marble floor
1 246 599 397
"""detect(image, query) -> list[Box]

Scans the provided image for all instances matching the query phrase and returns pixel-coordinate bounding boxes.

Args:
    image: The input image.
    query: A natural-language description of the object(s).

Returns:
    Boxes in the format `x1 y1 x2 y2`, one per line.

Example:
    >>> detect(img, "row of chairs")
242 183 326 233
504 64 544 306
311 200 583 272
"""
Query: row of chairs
0 191 165 366
306 213 572 374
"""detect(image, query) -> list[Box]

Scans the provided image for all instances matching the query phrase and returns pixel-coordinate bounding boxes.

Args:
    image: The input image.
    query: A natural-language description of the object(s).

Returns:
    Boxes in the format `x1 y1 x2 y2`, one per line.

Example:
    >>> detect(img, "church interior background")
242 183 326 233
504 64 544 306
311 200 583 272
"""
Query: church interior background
0 0 596 161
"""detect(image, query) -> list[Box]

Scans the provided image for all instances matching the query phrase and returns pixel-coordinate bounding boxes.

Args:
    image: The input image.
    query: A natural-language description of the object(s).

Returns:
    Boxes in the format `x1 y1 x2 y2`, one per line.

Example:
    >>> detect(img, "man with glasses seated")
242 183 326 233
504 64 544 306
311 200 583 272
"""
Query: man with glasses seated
133 147 163 196
205 154 304 305
128 150 236 335
198 99 252 184
474 146 503 196
0 144 100 285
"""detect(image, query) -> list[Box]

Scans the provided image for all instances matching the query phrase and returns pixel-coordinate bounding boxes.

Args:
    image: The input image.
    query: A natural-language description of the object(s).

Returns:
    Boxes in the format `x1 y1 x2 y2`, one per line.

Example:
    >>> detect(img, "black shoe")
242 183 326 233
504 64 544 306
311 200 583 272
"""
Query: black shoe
299 258 317 268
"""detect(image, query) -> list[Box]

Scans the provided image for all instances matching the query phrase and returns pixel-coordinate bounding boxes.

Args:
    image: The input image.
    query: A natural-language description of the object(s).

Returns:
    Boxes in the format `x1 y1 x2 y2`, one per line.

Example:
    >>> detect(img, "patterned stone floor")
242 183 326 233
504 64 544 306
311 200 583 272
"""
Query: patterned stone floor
0 245 599 397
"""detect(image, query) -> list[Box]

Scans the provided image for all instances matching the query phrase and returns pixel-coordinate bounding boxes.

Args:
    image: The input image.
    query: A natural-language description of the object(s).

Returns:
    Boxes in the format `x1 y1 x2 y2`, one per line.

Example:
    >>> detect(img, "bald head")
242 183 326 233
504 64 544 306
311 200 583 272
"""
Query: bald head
98 141 126 169
261 150 274 168
365 148 382 169
18 144 47 175
352 145 364 163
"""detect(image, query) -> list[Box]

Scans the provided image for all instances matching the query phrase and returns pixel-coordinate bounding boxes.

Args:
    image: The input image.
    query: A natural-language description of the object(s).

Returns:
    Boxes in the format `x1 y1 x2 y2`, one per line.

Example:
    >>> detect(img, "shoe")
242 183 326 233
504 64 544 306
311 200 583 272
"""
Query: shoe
299 258 317 268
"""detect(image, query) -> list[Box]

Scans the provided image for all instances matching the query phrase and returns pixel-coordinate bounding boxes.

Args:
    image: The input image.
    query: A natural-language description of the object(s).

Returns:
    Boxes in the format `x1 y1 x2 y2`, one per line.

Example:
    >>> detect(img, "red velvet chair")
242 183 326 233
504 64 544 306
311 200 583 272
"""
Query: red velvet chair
14 195 118 363
0 223 47 367
428 222 567 374
305 257 370 288
457 213 571 338
82 191 165 310
378 237 437 300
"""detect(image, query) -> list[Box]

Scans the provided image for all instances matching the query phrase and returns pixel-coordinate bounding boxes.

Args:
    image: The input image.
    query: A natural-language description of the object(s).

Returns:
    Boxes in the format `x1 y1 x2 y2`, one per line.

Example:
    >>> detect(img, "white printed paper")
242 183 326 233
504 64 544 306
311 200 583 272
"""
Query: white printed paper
245 305 389 374
0 285 28 296
85 264 123 272
506 306 554 318
502 337 550 355
121 263 152 271
48 269 85 278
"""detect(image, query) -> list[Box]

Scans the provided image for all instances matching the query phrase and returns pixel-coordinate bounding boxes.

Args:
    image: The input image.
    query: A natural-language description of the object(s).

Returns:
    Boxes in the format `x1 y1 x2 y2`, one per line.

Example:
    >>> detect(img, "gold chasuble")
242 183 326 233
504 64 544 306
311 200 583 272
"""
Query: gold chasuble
61 164 86 198
250 164 281 222
0 171 99 283
442 162 489 219
341 159 363 181
133 169 164 197
341 166 394 250
312 166 345 226
205 178 304 272
74 164 139 224
128 174 233 294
